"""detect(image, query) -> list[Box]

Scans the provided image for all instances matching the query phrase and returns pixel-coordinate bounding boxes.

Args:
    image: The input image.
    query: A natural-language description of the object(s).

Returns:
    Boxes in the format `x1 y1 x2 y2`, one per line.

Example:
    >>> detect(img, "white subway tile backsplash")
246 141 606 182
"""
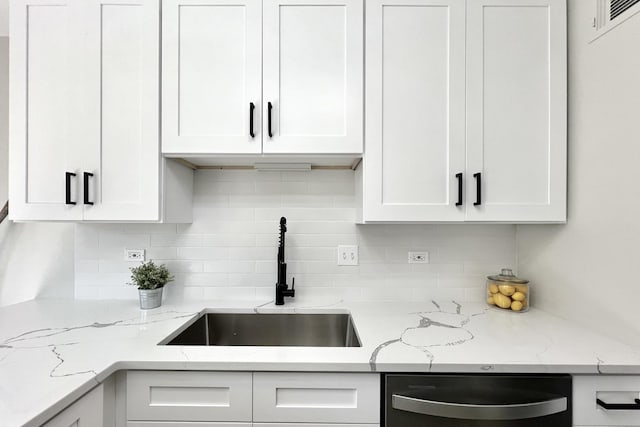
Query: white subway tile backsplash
75 170 516 303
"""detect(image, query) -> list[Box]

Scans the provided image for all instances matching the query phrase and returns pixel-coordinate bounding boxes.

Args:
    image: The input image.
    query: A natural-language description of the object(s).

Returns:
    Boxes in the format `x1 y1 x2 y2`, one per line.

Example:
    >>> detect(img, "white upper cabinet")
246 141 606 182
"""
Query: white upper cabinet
359 0 566 223
162 0 262 155
362 0 466 222
9 0 82 221
80 0 161 221
465 0 567 222
9 0 191 222
262 0 363 154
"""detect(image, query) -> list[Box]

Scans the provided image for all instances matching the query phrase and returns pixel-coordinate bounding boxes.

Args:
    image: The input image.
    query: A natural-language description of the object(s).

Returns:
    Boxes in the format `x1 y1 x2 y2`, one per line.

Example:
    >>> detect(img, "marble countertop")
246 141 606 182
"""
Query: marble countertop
2 297 640 427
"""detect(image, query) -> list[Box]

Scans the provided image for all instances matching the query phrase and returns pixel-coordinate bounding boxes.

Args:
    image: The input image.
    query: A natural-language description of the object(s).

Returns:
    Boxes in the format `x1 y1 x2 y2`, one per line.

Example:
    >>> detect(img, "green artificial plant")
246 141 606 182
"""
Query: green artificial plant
129 261 174 290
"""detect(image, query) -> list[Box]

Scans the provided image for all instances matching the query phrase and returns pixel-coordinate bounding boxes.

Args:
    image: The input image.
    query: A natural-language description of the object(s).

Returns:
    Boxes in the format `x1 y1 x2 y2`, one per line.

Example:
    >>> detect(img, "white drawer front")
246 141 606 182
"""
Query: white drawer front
253 372 380 423
127 371 252 422
255 424 379 427
574 375 640 426
128 423 250 427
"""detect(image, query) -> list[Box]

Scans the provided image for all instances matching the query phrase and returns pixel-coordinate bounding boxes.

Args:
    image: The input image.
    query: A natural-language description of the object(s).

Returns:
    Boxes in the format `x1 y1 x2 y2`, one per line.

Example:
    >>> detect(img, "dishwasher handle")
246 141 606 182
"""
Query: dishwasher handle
392 394 567 421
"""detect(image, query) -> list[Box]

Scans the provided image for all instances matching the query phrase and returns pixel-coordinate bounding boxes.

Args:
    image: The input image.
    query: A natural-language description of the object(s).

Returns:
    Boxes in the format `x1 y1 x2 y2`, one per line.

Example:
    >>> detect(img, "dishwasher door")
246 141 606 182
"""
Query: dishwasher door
384 374 572 427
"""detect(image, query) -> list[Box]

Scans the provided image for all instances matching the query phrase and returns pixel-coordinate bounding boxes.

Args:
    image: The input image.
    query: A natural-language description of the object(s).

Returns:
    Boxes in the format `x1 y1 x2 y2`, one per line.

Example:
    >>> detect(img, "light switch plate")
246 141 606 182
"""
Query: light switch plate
337 245 359 266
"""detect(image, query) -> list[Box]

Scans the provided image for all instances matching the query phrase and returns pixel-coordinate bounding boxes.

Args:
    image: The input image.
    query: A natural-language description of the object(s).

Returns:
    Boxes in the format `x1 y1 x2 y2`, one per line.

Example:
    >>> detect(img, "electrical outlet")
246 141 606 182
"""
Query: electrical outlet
337 245 359 266
125 249 145 262
408 251 429 264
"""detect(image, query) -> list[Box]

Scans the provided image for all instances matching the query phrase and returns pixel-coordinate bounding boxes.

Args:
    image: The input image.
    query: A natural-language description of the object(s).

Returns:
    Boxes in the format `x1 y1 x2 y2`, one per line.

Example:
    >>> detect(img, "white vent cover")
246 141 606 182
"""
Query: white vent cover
593 0 640 41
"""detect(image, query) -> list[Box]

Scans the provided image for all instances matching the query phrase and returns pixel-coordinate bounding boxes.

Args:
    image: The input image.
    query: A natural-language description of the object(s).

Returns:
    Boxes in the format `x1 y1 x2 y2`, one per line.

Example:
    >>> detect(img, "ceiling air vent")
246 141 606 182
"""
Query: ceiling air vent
593 0 640 41
611 0 640 20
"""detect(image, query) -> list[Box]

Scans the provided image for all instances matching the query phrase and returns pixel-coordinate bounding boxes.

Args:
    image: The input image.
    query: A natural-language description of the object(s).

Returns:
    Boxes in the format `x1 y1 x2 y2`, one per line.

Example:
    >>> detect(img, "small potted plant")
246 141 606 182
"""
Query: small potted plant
129 261 174 309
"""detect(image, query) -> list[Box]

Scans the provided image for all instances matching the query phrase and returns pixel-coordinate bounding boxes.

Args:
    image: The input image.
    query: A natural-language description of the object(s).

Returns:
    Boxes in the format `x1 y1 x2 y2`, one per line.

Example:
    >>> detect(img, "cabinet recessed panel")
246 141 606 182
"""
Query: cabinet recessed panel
483 6 550 205
100 5 144 205
279 5 346 137
26 6 70 204
81 0 160 221
162 0 261 154
263 0 363 154
363 0 466 222
466 0 566 222
179 5 247 137
381 5 450 205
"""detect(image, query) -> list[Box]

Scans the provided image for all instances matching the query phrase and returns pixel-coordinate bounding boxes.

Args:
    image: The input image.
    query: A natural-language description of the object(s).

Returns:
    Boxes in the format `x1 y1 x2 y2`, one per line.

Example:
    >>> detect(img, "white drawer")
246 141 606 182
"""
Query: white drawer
255 424 379 427
127 371 252 422
253 372 380 424
574 375 640 426
128 423 250 427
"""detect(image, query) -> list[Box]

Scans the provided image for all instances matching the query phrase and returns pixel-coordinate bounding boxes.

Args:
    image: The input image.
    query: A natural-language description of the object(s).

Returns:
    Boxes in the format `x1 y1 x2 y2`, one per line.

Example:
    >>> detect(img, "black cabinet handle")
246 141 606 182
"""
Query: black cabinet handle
267 102 273 138
65 172 76 205
249 102 255 138
83 172 94 206
455 173 463 206
473 172 482 206
597 398 640 410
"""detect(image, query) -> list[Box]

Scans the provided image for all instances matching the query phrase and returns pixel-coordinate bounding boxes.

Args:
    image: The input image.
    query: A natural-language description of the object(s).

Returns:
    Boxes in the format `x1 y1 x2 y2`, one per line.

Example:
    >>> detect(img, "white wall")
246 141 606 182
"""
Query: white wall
76 169 517 302
517 1 640 345
0 36 75 306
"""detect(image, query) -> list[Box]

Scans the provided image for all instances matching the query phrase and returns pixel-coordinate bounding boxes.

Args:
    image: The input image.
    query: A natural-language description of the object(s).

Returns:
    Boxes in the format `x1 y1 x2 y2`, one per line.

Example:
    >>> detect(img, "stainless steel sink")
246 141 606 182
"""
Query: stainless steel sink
161 312 361 347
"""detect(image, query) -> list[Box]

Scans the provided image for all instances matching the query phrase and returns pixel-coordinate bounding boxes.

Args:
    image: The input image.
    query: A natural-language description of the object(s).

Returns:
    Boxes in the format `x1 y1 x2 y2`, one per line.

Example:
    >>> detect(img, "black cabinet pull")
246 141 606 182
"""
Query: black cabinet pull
249 102 255 138
65 172 76 205
83 172 94 206
455 173 463 206
267 102 273 138
597 398 640 410
473 172 482 206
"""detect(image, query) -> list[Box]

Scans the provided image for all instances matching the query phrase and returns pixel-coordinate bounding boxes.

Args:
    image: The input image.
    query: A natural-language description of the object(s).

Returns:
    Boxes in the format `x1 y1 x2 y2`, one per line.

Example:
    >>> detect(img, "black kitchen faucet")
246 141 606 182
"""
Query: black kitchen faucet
275 217 295 305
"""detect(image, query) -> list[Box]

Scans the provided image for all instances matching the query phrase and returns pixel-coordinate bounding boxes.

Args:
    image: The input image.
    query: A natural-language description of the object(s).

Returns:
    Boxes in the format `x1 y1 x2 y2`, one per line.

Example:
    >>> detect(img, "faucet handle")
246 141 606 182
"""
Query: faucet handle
291 277 295 291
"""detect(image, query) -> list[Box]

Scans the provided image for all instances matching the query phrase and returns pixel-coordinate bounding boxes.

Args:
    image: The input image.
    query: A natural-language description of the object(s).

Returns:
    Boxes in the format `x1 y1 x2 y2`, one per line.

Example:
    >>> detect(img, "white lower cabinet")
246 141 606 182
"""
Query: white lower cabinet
125 371 380 426
42 384 104 427
573 375 640 426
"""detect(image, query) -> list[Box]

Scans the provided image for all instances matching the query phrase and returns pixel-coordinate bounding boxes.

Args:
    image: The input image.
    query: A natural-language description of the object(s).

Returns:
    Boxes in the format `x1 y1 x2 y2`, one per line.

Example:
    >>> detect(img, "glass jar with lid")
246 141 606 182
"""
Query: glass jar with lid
486 268 530 312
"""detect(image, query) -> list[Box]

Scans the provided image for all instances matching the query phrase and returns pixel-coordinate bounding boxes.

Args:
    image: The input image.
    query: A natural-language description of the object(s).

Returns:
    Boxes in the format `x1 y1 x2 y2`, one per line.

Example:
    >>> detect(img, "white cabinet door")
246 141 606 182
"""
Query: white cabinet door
80 0 161 221
466 0 567 222
362 0 466 222
162 0 262 155
9 0 83 221
43 385 104 427
262 0 363 154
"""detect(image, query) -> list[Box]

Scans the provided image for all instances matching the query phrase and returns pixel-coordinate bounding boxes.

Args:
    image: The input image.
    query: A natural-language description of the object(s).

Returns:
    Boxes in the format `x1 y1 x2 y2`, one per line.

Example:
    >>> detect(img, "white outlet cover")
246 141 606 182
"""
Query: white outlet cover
125 249 146 262
337 245 359 266
408 251 429 264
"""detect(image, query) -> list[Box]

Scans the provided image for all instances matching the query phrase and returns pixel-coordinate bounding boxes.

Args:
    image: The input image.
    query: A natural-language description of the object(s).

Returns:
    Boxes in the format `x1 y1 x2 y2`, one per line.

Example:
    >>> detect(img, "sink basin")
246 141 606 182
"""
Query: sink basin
161 312 361 347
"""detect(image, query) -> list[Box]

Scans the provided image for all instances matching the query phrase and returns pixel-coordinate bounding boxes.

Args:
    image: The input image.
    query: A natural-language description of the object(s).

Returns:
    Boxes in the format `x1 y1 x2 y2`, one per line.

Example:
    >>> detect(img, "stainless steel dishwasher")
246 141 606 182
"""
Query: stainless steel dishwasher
384 374 571 427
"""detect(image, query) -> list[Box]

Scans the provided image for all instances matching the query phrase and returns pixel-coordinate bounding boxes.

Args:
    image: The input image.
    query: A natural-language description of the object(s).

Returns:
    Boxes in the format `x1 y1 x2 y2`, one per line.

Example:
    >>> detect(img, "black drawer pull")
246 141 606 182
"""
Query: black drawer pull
267 102 273 138
65 172 76 205
597 398 640 410
455 173 463 206
473 172 482 206
83 172 94 206
249 102 255 138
